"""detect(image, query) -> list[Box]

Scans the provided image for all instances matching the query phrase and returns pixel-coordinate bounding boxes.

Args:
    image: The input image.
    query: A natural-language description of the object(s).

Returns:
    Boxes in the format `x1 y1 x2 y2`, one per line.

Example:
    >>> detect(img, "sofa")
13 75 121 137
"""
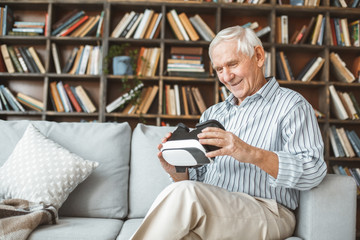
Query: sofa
0 120 357 240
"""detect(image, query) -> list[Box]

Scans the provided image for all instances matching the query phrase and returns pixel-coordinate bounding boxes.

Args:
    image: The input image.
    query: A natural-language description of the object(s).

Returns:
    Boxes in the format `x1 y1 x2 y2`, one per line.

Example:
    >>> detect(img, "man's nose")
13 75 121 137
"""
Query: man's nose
222 67 234 82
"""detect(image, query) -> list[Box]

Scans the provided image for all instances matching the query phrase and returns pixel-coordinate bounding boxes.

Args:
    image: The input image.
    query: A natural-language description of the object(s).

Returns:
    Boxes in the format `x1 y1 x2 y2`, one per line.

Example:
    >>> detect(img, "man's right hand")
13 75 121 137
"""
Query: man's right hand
158 132 189 182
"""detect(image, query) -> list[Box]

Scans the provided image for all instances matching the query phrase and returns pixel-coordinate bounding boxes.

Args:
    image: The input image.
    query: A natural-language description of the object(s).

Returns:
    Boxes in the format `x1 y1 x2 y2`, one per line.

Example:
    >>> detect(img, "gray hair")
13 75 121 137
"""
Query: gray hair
209 25 263 62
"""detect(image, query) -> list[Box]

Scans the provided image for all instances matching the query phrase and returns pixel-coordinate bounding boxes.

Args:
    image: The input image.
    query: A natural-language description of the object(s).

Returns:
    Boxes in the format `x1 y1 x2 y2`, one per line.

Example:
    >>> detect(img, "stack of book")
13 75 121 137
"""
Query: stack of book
167 9 215 41
167 46 207 77
136 47 161 77
329 85 360 120
52 9 104 37
329 126 360 158
0 44 45 74
111 9 162 39
163 84 207 116
330 52 356 83
10 21 45 36
57 45 102 75
49 81 96 113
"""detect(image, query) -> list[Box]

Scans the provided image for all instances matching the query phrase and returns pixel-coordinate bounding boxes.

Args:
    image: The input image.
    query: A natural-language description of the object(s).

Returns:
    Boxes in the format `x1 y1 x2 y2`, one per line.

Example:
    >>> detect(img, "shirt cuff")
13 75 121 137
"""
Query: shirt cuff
268 151 303 188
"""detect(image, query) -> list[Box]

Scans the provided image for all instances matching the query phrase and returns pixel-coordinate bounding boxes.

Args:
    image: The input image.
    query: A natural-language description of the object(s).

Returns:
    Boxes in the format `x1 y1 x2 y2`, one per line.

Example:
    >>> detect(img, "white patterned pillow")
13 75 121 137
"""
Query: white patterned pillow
0 123 99 209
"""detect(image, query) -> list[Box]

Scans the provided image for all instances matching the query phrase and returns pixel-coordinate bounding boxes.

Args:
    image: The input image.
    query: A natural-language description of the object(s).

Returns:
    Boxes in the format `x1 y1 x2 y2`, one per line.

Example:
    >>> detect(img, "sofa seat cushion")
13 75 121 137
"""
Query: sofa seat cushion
28 217 123 240
0 120 131 219
116 218 143 240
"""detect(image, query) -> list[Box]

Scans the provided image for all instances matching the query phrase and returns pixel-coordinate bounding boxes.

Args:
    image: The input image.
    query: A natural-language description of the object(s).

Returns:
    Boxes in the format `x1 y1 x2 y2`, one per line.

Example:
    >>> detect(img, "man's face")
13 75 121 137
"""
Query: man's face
211 40 264 104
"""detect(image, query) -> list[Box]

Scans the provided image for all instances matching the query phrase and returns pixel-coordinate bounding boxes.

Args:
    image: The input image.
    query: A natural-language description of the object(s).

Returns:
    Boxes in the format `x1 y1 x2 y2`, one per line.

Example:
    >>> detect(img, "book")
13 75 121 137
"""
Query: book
28 46 45 74
52 9 79 30
329 85 349 120
13 46 28 73
148 13 162 39
300 16 316 44
256 26 271 38
181 86 189 116
191 86 207 113
77 45 92 75
69 46 84 74
0 44 15 73
0 48 6 72
51 43 61 74
337 127 356 157
125 13 143 39
111 12 130 38
133 9 154 39
62 47 79 73
7 46 23 73
18 47 37 73
144 13 159 39
329 125 345 157
349 20 359 47
49 81 64 112
16 92 44 112
0 86 10 111
170 46 203 56
96 11 105 37
301 56 325 82
0 85 25 112
141 85 159 114
166 11 184 40
75 85 96 113
347 130 360 157
189 14 215 42
51 10 85 36
330 52 355 83
57 81 73 112
59 15 89 37
2 5 14 36
311 14 324 45
170 9 189 41
280 15 288 44
179 12 200 41
64 83 82 112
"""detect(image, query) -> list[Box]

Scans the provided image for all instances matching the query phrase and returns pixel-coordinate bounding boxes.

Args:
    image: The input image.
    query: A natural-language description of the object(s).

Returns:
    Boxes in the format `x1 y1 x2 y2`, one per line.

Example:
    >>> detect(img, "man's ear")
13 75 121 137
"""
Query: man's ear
254 46 265 68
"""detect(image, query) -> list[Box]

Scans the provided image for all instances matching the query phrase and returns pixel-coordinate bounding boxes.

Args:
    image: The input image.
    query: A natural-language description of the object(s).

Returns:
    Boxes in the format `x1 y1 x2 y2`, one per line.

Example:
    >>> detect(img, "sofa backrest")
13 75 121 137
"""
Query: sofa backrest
0 120 131 219
128 123 176 218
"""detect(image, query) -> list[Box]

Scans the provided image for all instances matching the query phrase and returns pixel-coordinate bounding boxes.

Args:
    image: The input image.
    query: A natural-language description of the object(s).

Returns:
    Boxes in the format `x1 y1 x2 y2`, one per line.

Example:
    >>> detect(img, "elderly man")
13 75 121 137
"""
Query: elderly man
131 25 327 240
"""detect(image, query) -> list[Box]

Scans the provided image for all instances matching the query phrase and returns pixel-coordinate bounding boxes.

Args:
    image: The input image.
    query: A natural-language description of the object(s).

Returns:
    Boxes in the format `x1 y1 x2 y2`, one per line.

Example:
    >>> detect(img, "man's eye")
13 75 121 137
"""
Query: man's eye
216 68 223 73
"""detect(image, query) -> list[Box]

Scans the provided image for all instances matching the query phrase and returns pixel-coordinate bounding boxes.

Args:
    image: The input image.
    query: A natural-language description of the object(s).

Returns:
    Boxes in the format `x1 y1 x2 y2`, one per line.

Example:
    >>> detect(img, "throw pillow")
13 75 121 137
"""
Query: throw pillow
0 123 99 210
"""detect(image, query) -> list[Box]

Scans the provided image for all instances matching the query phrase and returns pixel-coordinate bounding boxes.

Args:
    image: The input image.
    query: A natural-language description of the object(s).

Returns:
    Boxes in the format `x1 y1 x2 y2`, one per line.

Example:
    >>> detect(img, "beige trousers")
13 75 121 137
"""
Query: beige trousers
131 181 296 240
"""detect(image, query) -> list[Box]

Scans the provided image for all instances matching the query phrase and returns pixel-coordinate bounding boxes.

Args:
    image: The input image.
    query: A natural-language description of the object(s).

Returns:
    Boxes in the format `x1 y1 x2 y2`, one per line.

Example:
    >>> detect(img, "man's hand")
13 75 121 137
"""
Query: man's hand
158 132 189 182
197 127 279 178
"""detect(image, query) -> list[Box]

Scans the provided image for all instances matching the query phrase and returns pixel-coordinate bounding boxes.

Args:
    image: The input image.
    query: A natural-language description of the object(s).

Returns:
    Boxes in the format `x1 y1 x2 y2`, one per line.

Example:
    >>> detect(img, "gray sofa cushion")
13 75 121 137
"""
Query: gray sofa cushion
0 120 131 219
128 123 175 218
29 217 123 240
116 218 143 240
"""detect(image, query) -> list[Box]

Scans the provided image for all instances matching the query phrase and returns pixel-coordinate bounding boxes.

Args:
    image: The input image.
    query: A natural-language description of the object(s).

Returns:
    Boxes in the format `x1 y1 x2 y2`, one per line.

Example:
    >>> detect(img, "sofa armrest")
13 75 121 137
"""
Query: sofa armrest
295 174 357 240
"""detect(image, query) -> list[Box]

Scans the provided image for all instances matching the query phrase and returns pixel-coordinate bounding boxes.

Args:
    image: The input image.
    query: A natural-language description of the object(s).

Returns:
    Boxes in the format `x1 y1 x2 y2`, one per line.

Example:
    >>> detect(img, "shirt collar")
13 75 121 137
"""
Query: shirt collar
225 77 279 107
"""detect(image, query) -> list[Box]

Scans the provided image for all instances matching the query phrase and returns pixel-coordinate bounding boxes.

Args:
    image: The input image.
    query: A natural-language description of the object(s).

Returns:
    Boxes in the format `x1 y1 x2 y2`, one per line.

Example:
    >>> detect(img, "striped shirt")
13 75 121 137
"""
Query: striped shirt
188 77 327 210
